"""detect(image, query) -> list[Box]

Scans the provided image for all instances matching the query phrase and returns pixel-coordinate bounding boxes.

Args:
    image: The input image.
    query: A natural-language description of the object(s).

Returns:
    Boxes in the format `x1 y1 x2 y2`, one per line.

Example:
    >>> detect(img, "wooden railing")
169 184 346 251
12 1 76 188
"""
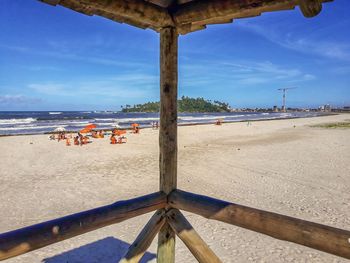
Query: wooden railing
1 189 350 262
0 192 166 261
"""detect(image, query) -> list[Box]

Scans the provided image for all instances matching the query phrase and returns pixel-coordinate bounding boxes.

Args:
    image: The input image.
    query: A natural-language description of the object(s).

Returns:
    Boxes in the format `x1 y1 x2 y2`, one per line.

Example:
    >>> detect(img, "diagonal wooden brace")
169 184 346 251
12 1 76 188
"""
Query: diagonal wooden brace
166 209 222 263
119 209 166 263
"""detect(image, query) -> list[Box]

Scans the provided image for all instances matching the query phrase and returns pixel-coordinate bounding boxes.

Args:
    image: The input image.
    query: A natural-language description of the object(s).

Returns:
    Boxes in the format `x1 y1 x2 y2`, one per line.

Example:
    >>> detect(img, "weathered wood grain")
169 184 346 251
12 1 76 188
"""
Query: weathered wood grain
167 209 222 263
0 192 166 261
157 26 178 263
169 190 350 259
120 210 166 263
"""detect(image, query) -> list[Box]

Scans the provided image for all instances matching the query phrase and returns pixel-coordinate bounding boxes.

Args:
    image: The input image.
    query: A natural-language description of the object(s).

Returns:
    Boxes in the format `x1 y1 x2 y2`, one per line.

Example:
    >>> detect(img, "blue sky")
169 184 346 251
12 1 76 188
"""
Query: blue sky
0 0 349 111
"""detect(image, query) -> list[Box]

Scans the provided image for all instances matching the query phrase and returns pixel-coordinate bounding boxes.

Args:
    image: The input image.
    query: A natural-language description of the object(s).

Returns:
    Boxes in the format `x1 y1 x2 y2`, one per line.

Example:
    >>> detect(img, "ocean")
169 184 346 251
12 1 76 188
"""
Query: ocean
0 111 323 136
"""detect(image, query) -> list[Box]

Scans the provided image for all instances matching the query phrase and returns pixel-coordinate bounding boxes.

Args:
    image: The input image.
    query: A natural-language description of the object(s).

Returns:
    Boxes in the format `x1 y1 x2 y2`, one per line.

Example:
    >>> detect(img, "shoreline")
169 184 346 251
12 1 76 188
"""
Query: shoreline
0 113 337 137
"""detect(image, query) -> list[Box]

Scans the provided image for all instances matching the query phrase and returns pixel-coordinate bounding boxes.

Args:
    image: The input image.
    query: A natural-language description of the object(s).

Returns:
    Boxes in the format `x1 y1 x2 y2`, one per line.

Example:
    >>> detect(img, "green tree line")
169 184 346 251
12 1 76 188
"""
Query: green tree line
121 96 231 113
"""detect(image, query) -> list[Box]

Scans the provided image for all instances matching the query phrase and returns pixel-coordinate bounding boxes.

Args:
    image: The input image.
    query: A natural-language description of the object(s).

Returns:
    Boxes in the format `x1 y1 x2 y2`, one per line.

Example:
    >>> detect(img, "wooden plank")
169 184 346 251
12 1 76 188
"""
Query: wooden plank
167 209 222 263
40 0 61 6
145 0 174 8
177 23 206 35
169 190 350 259
40 0 173 31
79 0 173 28
157 26 178 263
173 0 332 29
120 210 166 263
0 192 166 261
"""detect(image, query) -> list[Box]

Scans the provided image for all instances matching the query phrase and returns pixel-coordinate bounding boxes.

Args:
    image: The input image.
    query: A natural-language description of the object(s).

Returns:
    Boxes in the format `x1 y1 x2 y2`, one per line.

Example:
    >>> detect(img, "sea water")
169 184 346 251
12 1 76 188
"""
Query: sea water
0 111 323 135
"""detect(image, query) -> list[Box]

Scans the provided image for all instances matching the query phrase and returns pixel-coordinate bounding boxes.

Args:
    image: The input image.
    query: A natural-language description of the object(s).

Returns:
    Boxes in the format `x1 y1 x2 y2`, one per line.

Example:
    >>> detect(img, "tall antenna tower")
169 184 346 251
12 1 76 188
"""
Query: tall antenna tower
278 87 296 112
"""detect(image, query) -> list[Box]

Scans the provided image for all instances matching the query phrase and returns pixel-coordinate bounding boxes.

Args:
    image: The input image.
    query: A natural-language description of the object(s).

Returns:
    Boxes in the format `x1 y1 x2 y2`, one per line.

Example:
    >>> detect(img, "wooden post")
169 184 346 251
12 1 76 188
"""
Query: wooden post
167 209 222 263
120 210 166 263
157 26 178 263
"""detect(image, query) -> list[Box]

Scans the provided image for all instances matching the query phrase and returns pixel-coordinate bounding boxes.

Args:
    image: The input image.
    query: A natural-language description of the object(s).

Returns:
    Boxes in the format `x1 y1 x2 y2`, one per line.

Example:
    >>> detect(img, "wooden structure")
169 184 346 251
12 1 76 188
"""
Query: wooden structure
1 0 349 262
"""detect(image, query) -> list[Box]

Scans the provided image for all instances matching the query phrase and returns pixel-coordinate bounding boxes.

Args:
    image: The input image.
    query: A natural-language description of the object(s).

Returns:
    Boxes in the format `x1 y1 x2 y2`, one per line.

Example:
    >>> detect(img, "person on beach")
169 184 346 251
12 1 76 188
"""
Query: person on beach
74 136 79 145
98 130 104 138
91 130 98 138
78 133 84 146
110 134 117 144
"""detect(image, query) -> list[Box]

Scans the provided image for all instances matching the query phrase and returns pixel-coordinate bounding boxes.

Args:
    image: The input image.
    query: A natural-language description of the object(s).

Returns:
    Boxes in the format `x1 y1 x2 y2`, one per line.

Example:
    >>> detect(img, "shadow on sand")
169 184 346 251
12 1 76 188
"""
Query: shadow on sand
42 236 156 263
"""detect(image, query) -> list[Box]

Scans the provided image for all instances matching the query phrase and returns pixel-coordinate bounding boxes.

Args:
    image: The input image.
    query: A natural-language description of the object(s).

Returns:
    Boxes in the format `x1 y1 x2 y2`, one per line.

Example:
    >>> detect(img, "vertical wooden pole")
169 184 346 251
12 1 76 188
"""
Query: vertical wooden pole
157 26 178 263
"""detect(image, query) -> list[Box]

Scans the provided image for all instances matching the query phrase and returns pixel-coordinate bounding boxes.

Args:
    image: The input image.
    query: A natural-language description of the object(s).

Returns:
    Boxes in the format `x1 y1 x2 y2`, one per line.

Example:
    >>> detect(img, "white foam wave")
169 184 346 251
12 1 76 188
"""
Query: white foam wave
94 122 119 126
179 115 245 121
0 124 67 131
49 112 62 115
117 117 159 123
0 118 37 125
94 118 118 121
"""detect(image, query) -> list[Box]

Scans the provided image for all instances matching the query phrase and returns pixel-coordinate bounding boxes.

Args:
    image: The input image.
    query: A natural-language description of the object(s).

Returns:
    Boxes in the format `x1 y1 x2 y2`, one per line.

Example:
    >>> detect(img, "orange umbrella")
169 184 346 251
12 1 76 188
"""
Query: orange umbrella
114 130 126 136
80 124 97 133
80 127 91 133
85 124 97 129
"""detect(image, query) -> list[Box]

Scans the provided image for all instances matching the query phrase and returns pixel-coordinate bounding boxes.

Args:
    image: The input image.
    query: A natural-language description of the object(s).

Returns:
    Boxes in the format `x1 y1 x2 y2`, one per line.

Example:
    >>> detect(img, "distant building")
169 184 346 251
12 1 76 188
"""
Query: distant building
319 104 331 112
273 106 278 112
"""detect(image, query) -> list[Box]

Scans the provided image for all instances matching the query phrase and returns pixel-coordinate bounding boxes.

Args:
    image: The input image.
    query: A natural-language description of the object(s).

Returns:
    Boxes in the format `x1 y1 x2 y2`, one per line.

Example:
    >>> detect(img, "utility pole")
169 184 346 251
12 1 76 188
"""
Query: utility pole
278 87 296 112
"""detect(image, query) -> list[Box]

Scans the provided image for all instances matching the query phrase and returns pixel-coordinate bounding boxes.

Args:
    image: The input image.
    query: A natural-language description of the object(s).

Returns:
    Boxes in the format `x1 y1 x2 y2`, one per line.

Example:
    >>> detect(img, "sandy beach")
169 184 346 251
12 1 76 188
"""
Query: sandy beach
1 114 349 263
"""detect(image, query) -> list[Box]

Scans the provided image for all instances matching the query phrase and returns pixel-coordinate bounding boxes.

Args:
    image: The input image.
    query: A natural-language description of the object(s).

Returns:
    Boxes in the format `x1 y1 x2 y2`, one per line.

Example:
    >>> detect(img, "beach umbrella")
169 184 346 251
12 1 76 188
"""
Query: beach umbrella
114 130 126 136
85 124 97 129
80 124 97 133
79 128 91 133
54 127 66 132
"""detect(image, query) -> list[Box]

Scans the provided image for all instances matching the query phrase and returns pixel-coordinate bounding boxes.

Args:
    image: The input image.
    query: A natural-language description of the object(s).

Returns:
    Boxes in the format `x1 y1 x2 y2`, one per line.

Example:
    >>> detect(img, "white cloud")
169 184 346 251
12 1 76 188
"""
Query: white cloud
181 59 316 87
236 21 350 61
0 95 42 104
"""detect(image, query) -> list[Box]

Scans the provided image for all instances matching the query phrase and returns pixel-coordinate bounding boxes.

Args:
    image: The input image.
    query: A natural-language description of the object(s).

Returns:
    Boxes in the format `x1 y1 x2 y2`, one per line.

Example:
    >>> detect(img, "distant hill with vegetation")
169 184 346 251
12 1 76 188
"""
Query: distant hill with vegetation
121 96 231 113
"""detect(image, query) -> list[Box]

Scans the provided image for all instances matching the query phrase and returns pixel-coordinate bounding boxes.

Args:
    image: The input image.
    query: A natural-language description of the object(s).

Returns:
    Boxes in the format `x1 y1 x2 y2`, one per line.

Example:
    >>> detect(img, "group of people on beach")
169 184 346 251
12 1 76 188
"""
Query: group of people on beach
110 128 128 144
50 124 143 147
91 130 104 139
73 132 90 146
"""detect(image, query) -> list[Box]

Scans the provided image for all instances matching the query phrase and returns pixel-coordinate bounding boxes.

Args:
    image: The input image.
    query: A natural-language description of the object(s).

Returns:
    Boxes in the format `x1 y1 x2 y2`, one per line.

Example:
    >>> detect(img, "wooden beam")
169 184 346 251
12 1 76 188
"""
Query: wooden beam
40 0 61 6
0 192 166 261
145 0 174 8
120 210 166 263
173 0 332 33
177 23 207 35
41 0 174 31
80 0 173 28
169 190 350 259
157 26 178 263
299 0 322 17
167 209 222 263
